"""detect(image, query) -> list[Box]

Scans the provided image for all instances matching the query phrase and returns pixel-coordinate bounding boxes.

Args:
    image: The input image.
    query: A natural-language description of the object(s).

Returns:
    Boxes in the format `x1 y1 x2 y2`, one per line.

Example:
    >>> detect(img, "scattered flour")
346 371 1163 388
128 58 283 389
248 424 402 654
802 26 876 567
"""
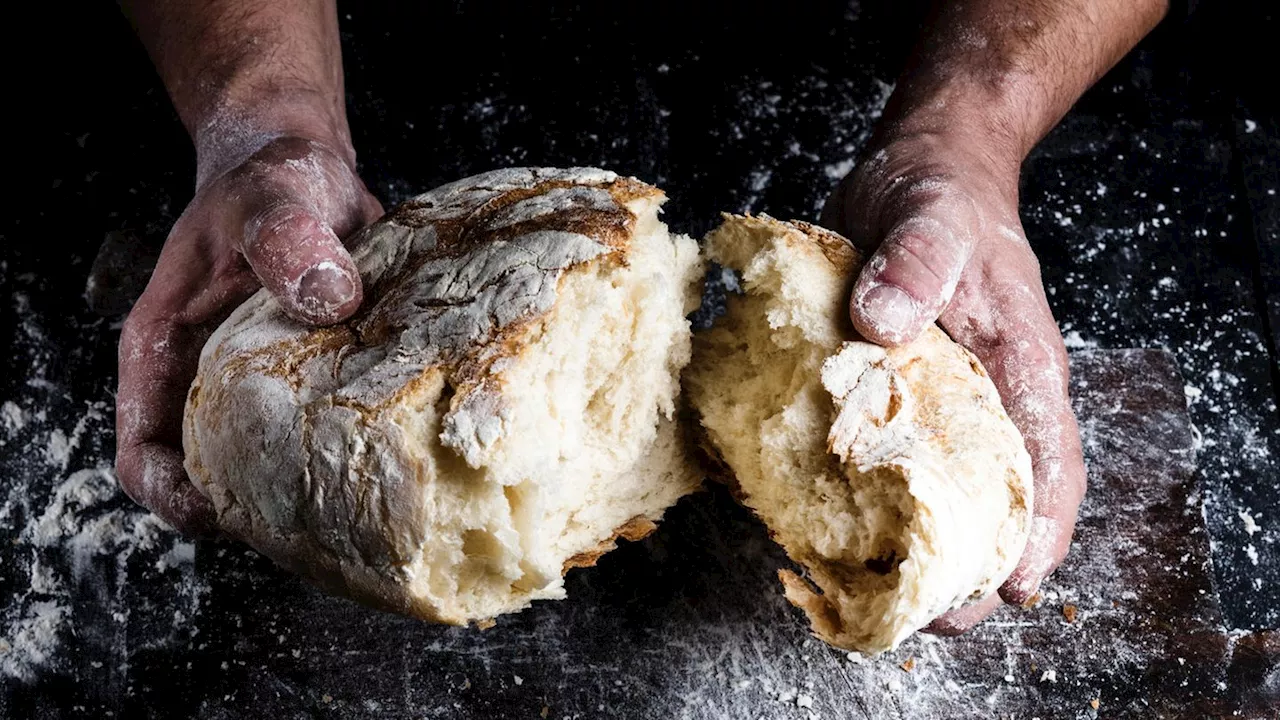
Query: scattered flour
726 76 893 216
1061 329 1098 350
1026 122 1280 628
0 467 185 682
0 601 70 682
0 401 25 434
1238 509 1261 536
1244 545 1259 566
1 271 203 684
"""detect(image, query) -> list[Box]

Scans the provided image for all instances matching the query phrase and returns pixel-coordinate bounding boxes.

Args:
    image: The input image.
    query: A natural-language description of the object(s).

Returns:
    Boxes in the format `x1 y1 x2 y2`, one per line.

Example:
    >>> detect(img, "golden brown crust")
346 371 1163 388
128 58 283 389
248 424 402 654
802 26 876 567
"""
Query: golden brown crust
351 170 663 408
184 168 676 625
784 219 862 273
690 213 1035 654
716 213 862 274
560 515 660 573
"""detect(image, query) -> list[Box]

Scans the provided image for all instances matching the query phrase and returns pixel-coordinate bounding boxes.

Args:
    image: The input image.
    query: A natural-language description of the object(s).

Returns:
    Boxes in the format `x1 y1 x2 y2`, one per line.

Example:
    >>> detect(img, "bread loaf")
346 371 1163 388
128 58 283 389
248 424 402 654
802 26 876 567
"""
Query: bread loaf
685 214 1032 654
183 168 705 624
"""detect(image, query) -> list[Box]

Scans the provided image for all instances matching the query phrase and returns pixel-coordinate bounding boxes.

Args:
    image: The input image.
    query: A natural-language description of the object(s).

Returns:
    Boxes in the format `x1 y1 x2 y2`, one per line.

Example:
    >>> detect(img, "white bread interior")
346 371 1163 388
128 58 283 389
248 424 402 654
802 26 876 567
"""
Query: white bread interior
399 198 705 621
685 214 1032 654
184 169 704 625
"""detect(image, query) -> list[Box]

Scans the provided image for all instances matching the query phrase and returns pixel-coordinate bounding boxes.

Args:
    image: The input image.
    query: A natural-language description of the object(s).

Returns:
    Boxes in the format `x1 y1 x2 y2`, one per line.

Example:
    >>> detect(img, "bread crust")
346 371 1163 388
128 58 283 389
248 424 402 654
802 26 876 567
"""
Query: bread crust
687 214 1033 653
183 168 681 623
561 515 660 573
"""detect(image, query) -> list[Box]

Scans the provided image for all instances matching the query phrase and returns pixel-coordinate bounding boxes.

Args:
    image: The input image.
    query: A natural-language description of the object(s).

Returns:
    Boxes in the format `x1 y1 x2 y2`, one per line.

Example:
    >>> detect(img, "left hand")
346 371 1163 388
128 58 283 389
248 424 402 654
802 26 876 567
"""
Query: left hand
116 132 383 535
822 129 1087 632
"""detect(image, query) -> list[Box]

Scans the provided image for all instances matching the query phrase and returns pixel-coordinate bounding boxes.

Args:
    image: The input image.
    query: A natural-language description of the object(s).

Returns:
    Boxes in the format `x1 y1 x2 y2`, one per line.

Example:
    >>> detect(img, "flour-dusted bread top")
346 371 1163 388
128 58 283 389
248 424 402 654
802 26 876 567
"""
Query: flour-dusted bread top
184 167 705 623
686 214 1032 654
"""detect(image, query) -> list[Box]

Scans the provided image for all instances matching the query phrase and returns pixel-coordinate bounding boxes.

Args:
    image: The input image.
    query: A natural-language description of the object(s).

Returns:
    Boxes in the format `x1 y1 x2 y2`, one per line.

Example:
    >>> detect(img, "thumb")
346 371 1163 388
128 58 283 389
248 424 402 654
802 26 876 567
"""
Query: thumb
240 203 364 325
849 205 976 346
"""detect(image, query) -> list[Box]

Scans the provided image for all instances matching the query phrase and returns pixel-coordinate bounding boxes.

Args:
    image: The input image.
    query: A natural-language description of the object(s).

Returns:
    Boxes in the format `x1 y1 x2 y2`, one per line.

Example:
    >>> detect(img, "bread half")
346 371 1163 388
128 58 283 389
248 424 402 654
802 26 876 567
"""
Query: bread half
685 214 1032 654
183 168 705 624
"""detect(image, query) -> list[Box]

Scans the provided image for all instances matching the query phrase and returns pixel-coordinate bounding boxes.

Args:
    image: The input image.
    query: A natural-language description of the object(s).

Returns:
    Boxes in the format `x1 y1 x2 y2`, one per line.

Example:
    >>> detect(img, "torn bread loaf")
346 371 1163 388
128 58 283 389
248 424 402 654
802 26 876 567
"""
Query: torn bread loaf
183 167 704 624
685 214 1032 654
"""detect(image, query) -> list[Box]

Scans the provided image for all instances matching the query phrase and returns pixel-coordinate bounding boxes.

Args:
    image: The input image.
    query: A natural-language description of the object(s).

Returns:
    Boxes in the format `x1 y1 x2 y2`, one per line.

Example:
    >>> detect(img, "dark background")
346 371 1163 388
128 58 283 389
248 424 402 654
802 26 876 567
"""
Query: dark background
2 1 1279 717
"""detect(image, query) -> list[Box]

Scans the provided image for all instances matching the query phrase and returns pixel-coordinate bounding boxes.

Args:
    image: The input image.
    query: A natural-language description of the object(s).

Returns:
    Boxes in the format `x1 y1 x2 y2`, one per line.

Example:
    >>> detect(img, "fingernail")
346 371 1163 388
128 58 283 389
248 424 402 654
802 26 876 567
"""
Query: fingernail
297 262 356 315
859 284 917 341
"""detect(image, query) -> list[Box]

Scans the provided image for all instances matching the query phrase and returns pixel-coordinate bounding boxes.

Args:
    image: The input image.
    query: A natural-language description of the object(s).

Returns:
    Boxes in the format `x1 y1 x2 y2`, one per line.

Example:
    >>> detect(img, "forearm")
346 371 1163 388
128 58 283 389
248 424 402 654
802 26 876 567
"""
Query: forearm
120 0 350 178
879 0 1168 167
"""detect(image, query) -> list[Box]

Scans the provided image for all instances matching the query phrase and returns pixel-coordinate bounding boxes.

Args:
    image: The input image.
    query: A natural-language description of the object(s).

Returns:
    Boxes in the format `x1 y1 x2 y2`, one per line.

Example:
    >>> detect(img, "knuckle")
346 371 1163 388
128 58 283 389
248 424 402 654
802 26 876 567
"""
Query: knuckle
113 457 145 504
889 226 963 282
165 215 195 246
243 206 317 257
872 226 968 309
118 310 153 364
855 144 949 205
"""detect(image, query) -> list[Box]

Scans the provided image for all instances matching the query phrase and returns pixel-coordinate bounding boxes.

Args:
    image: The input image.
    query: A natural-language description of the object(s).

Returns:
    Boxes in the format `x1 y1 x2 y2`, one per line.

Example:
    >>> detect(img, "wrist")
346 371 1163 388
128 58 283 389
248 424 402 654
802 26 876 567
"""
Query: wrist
874 74 1046 176
191 89 355 189
875 0 1169 170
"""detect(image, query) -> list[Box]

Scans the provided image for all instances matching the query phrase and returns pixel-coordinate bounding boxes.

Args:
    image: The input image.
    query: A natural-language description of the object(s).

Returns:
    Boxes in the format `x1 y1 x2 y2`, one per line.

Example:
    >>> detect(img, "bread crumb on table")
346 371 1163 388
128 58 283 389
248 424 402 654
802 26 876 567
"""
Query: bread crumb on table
1063 604 1079 623
900 657 916 672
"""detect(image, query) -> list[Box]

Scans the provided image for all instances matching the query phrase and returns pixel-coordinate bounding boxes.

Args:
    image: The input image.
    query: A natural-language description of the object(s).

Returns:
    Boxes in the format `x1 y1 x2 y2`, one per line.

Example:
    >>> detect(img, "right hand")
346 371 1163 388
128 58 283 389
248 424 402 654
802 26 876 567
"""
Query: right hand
822 131 1086 632
116 133 383 535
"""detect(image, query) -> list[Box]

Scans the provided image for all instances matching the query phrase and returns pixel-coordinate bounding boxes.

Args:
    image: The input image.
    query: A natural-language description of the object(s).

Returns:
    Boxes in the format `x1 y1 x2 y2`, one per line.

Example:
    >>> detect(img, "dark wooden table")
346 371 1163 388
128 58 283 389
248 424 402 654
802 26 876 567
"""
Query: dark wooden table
2 2 1278 717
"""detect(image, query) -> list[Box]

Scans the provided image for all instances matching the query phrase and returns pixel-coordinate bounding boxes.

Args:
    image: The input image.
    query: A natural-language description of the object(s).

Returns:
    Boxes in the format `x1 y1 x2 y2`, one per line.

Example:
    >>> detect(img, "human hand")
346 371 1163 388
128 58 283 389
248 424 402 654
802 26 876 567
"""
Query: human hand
821 131 1086 632
115 132 383 534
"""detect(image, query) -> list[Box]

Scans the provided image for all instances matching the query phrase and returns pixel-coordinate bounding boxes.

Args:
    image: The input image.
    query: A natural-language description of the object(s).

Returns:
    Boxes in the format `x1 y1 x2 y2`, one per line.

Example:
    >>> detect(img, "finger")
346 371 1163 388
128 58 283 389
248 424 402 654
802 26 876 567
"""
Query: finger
998 415 1086 605
940 254 1087 606
979 331 1084 605
116 310 215 536
226 137 373 326
239 202 363 325
848 189 979 346
117 442 215 537
923 592 1003 636
359 191 386 226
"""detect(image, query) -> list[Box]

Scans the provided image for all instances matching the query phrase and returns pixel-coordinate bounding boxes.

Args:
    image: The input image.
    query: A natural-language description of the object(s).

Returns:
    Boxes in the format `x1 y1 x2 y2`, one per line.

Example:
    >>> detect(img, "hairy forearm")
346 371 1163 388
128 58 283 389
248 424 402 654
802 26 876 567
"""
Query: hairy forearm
880 0 1168 166
120 0 350 176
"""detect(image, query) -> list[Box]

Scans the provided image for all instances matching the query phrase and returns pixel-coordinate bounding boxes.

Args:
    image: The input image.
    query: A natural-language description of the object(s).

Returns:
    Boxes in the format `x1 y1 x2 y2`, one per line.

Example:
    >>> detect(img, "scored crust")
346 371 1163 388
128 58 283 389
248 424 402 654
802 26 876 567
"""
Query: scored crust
183 168 694 622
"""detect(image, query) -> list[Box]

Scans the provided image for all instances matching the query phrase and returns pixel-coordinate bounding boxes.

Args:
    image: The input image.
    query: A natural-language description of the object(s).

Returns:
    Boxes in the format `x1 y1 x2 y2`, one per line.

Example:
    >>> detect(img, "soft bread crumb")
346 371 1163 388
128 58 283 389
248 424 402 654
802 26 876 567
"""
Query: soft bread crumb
185 169 704 625
404 203 705 621
686 214 1033 654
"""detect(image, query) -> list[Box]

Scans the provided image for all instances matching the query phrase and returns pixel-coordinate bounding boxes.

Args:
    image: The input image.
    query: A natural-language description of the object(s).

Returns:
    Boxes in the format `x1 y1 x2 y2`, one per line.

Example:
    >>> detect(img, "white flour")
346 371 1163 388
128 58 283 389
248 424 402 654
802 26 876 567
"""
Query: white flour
729 77 894 217
1031 148 1280 627
0 464 187 682
0 274 203 684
